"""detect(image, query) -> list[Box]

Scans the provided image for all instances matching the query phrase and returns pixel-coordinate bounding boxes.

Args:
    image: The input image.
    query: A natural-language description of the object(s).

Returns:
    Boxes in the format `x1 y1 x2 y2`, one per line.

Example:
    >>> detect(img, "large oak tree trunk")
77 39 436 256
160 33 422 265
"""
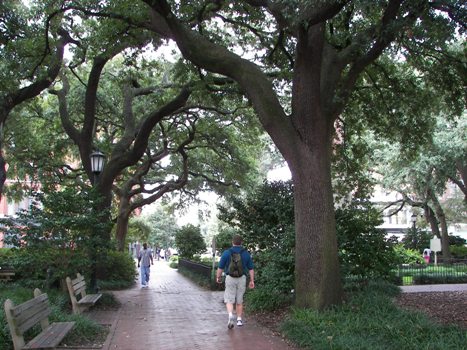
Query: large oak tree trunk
287 25 342 309
290 150 341 309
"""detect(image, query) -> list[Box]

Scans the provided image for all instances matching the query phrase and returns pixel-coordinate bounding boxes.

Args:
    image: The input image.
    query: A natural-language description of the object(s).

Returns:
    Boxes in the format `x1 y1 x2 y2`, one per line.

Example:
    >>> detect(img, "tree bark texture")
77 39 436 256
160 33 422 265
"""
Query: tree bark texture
116 198 131 252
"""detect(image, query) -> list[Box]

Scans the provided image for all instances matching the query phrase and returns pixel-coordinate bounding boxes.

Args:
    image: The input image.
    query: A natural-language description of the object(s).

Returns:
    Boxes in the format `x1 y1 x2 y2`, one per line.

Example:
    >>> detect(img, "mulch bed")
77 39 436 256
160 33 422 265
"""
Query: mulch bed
394 291 467 329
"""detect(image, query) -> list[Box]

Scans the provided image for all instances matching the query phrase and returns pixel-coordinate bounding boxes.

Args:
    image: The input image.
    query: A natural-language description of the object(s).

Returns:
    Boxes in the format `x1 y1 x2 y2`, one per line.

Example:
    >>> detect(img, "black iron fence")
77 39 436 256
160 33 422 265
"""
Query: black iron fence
396 260 467 285
178 259 212 279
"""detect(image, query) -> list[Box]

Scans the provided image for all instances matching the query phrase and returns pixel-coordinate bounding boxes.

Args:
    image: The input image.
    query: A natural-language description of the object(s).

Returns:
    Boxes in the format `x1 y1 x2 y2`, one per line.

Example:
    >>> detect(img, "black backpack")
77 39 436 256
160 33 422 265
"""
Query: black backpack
228 248 245 277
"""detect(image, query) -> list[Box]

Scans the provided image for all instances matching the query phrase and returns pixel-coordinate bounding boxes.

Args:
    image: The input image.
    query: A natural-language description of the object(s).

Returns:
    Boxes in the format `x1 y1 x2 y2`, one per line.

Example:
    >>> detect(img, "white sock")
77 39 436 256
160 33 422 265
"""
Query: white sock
229 312 233 318
237 317 242 320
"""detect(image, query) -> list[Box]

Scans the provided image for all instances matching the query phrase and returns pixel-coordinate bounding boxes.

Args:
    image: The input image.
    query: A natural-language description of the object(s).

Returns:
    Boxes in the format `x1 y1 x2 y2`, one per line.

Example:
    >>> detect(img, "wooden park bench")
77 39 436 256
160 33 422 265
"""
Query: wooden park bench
66 272 102 314
4 288 75 350
0 266 15 282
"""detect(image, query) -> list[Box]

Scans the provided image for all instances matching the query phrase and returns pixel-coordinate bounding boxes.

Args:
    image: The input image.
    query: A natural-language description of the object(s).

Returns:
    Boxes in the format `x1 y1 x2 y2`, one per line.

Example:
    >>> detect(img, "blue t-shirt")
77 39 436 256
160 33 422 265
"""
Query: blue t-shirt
218 246 254 276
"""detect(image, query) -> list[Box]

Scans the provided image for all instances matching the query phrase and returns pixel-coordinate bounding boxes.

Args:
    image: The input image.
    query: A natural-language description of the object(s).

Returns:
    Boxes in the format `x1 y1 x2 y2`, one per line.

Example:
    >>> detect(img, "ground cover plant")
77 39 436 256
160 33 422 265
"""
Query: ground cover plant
281 281 467 350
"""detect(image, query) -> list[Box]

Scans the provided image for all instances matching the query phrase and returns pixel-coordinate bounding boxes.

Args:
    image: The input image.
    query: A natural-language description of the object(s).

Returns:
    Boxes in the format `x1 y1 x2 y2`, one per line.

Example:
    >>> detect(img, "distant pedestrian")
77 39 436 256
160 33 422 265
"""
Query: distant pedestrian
165 248 171 261
423 248 431 264
216 235 254 329
138 243 154 288
156 247 161 261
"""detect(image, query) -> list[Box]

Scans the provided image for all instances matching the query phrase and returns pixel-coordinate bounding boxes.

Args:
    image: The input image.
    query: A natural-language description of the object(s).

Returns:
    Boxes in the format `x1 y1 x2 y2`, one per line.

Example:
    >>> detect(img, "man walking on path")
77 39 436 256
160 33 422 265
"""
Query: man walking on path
216 234 255 329
138 243 153 288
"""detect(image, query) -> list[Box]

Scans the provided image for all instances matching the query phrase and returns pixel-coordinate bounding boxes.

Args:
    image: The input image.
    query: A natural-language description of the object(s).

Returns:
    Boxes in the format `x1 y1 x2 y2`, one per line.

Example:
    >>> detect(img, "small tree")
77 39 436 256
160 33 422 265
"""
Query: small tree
174 224 206 259
401 228 432 252
0 188 110 284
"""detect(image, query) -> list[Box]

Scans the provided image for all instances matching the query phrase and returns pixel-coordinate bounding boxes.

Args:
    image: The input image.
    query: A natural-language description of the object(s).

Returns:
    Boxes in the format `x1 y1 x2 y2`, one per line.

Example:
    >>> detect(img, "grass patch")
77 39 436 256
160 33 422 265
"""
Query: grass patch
281 281 466 350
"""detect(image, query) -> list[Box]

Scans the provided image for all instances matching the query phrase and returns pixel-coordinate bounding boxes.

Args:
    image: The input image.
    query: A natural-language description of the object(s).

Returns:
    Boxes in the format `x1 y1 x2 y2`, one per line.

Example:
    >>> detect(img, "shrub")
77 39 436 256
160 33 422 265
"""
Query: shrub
450 245 467 259
252 247 295 296
2 248 136 291
4 247 91 289
98 250 136 289
169 255 179 268
174 224 206 259
336 203 399 280
401 228 432 252
245 287 292 311
218 181 295 297
393 244 424 264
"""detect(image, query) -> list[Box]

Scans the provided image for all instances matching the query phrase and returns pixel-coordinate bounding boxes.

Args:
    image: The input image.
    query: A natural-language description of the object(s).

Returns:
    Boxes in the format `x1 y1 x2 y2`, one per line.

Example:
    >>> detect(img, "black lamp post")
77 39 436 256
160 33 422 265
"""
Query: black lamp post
89 150 105 293
410 213 417 230
411 213 417 250
90 150 105 184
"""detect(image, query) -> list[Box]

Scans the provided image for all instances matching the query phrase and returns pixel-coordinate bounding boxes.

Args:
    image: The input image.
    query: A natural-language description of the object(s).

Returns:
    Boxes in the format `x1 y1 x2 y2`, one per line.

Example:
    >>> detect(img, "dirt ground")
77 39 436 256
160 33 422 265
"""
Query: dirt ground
394 291 467 329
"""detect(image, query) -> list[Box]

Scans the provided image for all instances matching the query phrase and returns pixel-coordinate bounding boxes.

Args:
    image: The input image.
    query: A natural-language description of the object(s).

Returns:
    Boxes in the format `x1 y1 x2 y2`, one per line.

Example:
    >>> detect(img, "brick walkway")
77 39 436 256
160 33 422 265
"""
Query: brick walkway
89 260 296 350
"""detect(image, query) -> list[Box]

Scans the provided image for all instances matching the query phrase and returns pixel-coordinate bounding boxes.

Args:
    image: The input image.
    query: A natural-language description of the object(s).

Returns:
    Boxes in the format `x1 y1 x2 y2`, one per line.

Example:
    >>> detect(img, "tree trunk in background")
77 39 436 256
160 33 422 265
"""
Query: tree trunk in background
0 153 6 201
429 193 451 259
115 195 131 251
424 205 441 239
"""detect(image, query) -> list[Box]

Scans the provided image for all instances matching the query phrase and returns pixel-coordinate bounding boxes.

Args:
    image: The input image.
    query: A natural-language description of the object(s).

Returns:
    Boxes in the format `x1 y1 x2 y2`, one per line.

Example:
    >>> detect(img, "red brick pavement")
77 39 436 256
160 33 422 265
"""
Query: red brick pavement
89 260 297 350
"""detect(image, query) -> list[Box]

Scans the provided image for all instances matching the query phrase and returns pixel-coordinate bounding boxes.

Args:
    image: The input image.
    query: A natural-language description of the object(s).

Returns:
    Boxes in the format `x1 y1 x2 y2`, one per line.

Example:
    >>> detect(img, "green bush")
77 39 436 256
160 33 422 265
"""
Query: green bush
393 244 424 264
174 224 206 259
336 203 399 280
1 248 136 291
401 228 433 252
169 255 179 268
3 247 91 289
245 287 292 311
98 250 136 290
218 181 295 296
413 274 467 285
252 247 295 297
450 245 467 258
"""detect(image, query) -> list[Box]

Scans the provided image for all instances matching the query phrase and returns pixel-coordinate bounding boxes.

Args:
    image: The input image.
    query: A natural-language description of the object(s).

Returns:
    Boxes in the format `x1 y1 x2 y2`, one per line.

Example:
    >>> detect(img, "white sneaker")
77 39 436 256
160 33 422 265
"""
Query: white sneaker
227 315 235 329
141 285 148 288
237 319 243 326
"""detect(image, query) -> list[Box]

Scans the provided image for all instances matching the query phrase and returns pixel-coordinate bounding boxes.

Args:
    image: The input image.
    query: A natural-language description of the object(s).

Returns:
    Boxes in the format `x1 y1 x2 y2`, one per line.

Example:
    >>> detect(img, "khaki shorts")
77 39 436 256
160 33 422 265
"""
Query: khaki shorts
224 275 247 304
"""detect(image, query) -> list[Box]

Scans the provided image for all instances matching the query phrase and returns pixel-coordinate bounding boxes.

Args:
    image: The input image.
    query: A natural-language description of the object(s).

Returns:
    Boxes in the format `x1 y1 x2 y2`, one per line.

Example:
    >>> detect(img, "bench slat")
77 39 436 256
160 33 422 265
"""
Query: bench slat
11 294 48 317
22 322 75 349
72 278 86 290
11 295 51 334
15 304 50 334
0 272 15 277
79 293 102 305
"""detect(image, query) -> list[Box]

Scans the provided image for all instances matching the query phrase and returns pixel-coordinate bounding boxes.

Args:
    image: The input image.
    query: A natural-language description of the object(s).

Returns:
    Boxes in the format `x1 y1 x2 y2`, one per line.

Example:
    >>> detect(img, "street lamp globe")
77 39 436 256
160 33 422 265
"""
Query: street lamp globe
90 150 105 174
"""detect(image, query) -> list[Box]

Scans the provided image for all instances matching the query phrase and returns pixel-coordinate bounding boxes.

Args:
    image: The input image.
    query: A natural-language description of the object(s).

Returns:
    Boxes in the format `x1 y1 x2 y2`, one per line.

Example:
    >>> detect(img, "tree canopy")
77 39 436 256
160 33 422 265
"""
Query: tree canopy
1 0 465 311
